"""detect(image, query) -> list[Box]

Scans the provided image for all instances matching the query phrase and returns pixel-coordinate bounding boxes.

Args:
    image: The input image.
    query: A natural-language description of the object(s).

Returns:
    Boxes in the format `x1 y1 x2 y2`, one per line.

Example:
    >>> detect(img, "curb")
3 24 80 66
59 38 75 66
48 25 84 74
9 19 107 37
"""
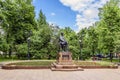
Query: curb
2 65 118 70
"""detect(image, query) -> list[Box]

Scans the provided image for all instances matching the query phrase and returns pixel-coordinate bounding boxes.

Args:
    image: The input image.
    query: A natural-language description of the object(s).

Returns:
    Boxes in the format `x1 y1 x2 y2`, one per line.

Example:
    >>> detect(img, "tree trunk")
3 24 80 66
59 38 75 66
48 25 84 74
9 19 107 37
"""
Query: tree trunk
8 46 12 58
110 52 113 62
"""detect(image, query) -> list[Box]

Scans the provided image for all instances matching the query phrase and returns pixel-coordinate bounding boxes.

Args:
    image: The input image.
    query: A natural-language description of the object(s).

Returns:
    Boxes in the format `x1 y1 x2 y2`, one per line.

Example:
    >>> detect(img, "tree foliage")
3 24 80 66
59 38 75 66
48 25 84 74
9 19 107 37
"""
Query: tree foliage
0 0 120 60
0 0 36 57
30 10 53 59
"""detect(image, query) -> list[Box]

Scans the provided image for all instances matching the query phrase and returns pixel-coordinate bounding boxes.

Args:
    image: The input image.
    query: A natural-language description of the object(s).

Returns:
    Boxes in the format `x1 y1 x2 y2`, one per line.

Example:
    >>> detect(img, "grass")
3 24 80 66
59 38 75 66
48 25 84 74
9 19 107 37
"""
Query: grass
75 61 115 66
75 61 100 66
6 60 116 67
0 55 19 62
95 61 115 66
102 58 120 63
0 56 117 67
0 57 16 62
8 60 55 66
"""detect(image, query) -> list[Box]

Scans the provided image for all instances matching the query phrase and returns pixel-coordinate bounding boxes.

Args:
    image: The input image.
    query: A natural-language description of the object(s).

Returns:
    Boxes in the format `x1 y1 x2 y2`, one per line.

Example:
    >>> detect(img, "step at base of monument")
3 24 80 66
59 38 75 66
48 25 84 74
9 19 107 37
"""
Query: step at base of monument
51 63 84 71
51 67 83 71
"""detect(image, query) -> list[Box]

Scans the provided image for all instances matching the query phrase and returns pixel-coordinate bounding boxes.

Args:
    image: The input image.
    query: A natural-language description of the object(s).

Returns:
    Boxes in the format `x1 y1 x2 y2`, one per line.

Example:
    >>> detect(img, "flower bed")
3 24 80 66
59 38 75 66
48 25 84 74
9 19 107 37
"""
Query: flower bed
75 61 118 69
2 60 118 69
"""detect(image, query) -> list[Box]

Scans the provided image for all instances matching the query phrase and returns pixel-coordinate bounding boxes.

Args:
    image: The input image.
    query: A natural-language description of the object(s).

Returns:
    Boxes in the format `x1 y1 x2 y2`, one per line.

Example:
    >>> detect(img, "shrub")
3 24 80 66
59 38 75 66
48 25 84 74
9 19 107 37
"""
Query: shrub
16 43 28 59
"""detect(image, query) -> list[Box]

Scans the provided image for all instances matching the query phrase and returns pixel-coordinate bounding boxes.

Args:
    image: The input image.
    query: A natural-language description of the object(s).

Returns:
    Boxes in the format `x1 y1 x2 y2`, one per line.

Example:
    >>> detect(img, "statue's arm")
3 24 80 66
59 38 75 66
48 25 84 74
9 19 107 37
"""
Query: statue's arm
60 36 66 42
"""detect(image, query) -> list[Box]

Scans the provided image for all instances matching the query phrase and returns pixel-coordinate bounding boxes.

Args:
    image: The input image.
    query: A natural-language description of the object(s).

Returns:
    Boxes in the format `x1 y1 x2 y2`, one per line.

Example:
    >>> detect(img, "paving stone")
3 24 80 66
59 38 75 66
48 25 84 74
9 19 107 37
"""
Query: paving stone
0 69 120 80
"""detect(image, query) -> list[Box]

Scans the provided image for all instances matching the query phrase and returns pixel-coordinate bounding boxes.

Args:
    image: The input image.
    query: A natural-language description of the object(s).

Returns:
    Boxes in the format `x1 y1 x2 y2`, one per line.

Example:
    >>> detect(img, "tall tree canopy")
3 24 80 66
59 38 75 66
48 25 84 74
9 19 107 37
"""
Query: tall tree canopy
0 0 36 57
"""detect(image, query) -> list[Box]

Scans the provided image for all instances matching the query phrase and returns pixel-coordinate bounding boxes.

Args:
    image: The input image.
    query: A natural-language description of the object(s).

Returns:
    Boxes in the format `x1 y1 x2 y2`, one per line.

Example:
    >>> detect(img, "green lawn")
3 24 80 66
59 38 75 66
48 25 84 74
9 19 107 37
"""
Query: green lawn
8 60 55 66
0 58 16 62
0 56 117 67
75 61 115 66
102 58 120 63
0 55 19 62
6 60 116 67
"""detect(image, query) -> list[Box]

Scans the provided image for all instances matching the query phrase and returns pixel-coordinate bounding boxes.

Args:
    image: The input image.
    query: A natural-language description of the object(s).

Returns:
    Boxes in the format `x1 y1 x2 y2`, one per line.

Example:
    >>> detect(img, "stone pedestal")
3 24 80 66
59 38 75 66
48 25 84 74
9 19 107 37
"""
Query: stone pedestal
51 52 83 71
57 52 72 65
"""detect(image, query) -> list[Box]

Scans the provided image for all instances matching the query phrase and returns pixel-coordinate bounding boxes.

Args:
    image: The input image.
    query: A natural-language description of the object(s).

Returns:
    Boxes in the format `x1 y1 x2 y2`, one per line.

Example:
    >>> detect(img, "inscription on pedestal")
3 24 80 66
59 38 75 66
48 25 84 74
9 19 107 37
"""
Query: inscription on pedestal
57 52 73 65
62 55 69 60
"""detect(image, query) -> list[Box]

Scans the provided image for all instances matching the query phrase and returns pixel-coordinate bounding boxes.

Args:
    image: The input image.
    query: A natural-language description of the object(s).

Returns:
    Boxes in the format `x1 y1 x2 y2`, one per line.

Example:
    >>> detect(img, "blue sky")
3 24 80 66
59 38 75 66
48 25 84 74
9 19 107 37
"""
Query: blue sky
33 0 109 32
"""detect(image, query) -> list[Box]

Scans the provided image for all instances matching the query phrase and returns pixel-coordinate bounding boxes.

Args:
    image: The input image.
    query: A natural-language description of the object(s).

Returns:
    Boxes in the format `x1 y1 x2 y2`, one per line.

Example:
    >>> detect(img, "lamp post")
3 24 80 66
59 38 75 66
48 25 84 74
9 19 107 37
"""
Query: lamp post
119 54 120 62
118 53 120 65
26 30 32 60
79 39 82 60
0 20 3 25
27 37 30 60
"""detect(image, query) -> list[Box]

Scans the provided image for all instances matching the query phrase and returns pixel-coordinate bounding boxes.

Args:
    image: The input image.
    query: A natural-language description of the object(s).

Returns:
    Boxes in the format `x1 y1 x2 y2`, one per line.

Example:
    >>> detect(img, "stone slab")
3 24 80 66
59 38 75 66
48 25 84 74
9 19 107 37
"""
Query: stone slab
1 69 120 80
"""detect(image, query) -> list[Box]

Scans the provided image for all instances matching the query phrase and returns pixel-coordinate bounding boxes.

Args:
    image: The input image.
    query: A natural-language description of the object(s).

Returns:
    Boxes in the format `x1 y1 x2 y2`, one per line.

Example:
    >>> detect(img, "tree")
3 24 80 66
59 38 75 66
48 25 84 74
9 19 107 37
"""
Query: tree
16 43 27 59
37 10 47 27
0 0 36 57
77 25 99 60
0 34 9 57
49 24 60 59
78 28 90 60
30 10 52 59
98 0 120 61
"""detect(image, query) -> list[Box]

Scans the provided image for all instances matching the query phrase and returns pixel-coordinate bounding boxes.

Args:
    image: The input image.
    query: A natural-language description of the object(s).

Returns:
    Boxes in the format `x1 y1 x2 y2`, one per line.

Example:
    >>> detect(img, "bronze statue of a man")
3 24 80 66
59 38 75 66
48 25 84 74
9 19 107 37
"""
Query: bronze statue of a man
59 32 68 51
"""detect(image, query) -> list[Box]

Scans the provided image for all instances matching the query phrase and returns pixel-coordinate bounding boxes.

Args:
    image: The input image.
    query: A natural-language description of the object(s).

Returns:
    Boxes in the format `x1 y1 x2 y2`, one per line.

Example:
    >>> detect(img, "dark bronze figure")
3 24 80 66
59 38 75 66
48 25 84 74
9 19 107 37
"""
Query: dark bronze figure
59 32 68 51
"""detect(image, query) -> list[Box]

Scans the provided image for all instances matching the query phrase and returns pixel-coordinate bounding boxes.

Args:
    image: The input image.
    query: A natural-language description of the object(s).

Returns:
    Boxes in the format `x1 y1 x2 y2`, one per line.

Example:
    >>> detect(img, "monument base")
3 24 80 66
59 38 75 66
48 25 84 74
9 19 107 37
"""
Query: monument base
51 52 83 71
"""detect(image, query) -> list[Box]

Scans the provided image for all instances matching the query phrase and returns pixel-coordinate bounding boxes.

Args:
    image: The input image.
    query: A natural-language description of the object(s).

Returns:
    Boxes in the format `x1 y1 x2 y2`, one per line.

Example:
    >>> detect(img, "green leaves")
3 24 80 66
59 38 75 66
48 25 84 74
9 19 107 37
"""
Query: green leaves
16 43 28 59
1 0 36 44
29 10 53 59
0 36 9 52
0 0 36 58
76 0 120 59
98 0 120 53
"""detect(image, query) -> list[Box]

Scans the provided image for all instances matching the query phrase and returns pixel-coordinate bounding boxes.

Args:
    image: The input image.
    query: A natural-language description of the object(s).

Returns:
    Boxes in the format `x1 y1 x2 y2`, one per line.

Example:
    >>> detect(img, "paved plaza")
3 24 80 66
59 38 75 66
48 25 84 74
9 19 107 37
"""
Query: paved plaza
0 69 120 80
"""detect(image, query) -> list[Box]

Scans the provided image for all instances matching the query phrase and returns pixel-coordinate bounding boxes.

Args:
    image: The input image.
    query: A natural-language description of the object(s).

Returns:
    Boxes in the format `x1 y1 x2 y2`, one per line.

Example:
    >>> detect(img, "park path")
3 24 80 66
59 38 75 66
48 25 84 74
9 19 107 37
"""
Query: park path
0 69 120 80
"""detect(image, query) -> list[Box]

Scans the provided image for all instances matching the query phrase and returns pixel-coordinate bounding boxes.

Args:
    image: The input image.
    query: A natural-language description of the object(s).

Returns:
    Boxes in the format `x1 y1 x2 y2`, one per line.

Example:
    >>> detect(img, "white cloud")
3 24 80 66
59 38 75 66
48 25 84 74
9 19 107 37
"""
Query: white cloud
51 12 56 16
60 0 110 30
48 21 57 25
